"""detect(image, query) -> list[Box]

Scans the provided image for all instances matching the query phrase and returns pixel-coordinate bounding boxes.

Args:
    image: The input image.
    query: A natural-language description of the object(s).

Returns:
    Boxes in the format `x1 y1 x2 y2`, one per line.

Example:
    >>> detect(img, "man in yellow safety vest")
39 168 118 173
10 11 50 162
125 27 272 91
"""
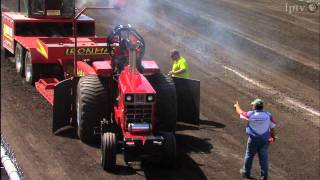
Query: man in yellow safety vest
168 49 190 79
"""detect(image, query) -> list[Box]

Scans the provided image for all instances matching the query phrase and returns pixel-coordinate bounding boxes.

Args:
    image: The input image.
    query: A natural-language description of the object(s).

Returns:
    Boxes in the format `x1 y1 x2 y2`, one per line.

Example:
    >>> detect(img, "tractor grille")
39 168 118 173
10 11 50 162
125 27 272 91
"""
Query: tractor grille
134 94 145 103
125 105 152 123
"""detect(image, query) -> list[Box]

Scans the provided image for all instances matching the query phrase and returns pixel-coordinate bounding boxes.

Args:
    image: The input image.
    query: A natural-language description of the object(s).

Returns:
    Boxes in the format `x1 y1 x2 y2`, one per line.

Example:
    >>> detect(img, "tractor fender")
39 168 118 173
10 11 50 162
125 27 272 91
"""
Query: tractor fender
173 77 200 125
52 78 79 133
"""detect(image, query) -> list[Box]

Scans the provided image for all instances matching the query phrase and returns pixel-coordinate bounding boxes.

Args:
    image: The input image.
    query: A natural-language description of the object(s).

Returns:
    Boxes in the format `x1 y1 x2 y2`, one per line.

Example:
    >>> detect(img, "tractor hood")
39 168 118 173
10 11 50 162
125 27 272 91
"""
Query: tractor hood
118 67 155 94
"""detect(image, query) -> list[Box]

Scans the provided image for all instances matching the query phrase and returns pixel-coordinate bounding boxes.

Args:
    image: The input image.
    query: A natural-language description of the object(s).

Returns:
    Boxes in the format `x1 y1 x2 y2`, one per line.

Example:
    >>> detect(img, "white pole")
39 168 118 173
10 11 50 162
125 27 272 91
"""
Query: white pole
1 146 21 180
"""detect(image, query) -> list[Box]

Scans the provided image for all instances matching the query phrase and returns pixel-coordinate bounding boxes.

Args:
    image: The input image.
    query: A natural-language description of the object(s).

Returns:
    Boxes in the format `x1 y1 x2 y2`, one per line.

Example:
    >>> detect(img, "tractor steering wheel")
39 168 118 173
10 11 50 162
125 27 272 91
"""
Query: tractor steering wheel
107 24 145 72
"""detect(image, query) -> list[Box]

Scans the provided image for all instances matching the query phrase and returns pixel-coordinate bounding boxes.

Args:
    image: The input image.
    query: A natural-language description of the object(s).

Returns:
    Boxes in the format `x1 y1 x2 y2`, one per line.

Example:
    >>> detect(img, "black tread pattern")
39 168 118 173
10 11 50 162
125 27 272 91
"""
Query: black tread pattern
77 75 108 143
146 73 177 132
101 132 117 171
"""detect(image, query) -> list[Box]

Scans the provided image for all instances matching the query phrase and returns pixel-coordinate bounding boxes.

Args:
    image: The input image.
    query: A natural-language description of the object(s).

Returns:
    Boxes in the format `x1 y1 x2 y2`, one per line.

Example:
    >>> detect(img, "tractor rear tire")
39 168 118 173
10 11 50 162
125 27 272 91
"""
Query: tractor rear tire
161 132 177 166
25 51 38 84
77 75 108 143
146 73 177 132
15 44 25 76
101 132 117 171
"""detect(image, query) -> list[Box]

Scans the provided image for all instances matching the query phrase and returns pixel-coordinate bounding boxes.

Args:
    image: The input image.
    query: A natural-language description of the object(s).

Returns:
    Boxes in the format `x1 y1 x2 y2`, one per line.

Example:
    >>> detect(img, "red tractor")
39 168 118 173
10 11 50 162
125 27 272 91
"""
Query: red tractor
2 0 200 171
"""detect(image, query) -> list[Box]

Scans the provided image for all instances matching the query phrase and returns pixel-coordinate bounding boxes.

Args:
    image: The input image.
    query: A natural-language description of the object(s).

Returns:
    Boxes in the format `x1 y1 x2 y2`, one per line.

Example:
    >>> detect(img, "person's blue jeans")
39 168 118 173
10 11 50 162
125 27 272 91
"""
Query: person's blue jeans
242 137 269 179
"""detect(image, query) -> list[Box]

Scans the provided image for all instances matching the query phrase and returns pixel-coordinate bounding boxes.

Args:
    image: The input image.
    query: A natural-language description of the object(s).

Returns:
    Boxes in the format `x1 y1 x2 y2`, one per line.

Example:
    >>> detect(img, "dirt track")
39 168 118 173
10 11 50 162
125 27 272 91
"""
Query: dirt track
1 0 319 179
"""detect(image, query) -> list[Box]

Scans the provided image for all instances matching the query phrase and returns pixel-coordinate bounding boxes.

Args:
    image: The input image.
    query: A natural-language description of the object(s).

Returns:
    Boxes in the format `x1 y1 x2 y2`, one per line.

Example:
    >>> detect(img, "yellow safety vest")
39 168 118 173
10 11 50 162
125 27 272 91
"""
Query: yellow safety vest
172 56 189 79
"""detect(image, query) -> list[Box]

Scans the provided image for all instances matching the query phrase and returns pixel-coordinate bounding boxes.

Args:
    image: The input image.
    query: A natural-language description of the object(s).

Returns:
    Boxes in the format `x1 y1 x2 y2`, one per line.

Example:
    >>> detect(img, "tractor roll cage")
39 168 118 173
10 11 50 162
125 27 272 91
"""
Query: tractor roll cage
107 25 146 73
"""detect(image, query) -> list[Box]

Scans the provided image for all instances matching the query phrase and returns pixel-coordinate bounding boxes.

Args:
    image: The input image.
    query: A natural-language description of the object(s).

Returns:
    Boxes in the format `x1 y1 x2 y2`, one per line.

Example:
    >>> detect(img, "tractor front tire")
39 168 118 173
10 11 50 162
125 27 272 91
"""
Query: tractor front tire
25 51 38 84
146 73 177 132
77 75 108 143
101 132 117 171
15 44 25 76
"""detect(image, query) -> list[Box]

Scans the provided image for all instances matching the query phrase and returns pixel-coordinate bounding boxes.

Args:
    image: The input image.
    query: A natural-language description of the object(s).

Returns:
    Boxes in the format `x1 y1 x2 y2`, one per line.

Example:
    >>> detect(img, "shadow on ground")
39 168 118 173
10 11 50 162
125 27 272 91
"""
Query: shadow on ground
200 119 226 128
53 114 217 179
176 118 226 131
142 133 212 179
56 126 213 178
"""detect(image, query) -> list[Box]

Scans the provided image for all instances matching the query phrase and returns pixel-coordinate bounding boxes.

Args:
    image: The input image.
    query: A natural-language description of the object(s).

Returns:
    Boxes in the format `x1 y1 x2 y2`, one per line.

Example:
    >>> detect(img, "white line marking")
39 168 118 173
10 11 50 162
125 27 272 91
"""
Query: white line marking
224 66 270 90
285 99 320 117
224 66 320 120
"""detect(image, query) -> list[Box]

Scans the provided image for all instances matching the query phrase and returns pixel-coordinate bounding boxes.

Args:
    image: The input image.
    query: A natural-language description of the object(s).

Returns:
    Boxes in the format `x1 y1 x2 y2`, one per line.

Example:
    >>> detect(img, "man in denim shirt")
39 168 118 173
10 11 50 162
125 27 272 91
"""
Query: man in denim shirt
234 99 276 180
